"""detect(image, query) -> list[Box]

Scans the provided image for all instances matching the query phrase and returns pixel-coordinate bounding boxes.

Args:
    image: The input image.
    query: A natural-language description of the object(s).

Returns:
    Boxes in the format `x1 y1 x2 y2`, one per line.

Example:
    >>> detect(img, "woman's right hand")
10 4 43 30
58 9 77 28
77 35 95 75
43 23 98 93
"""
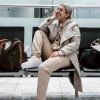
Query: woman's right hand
51 9 59 19
51 11 56 19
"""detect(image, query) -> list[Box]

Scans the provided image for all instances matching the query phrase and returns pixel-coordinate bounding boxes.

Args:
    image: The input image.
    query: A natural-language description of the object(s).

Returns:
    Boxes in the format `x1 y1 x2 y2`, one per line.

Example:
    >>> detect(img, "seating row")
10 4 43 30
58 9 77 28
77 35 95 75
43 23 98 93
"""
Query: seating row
0 25 100 98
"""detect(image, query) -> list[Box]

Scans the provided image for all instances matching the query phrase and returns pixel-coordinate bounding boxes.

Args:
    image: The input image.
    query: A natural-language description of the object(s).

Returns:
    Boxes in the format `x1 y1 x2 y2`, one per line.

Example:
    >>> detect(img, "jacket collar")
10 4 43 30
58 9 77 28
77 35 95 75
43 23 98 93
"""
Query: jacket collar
61 19 72 27
53 18 71 27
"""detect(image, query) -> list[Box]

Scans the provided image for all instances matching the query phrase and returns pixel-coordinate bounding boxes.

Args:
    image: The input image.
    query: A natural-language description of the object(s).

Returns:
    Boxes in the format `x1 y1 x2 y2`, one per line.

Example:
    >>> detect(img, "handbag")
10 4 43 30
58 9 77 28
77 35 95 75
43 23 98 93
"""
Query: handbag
79 38 100 69
0 38 27 71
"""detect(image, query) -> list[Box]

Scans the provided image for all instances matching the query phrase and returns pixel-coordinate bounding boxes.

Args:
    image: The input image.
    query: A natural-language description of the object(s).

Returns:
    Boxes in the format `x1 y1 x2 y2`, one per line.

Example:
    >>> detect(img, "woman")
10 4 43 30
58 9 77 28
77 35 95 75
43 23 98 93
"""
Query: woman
21 4 83 100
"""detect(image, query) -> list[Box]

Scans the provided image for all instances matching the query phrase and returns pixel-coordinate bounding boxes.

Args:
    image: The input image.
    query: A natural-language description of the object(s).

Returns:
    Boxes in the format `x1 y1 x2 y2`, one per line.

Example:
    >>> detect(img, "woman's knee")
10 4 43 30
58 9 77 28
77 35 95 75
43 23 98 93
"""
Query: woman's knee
33 30 45 40
35 30 45 35
35 30 48 38
38 64 50 75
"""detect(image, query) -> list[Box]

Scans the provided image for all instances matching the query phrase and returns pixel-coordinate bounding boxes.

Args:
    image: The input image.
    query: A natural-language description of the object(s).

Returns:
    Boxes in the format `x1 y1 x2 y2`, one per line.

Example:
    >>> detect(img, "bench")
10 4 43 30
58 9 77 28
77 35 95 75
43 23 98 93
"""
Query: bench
22 27 79 98
23 66 78 98
22 27 100 98
0 26 100 98
0 24 78 98
24 27 100 76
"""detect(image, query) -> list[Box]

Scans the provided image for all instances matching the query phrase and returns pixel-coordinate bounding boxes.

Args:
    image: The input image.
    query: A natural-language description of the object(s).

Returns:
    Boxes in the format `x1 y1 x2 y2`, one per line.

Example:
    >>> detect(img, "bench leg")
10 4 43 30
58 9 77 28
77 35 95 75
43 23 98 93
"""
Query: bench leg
75 89 78 98
23 69 28 77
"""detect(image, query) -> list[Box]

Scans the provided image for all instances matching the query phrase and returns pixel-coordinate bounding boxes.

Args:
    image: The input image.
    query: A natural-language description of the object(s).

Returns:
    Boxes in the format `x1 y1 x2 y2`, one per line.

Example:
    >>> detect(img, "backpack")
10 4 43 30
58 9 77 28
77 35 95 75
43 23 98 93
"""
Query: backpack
0 38 27 71
79 38 100 69
79 49 100 69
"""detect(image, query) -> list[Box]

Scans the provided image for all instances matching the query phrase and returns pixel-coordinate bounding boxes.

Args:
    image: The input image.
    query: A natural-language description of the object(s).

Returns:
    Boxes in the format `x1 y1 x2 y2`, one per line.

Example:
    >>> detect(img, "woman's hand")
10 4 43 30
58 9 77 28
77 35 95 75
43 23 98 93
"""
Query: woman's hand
50 51 60 57
51 9 59 19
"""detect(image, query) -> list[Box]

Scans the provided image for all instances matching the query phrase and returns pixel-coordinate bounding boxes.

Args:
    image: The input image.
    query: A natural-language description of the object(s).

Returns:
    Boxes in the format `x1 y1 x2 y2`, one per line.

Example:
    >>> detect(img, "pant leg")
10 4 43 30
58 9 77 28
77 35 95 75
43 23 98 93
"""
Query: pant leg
32 30 53 58
37 56 71 100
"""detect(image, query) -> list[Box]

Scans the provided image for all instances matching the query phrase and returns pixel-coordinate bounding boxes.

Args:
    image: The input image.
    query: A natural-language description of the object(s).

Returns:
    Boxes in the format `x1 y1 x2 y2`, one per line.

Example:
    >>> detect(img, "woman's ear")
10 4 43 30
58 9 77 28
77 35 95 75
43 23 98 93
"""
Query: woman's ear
66 13 69 18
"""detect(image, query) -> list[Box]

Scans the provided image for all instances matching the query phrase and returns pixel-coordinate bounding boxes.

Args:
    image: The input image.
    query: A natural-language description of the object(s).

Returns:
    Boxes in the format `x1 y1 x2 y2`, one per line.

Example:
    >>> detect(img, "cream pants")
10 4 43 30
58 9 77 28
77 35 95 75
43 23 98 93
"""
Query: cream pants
32 30 71 100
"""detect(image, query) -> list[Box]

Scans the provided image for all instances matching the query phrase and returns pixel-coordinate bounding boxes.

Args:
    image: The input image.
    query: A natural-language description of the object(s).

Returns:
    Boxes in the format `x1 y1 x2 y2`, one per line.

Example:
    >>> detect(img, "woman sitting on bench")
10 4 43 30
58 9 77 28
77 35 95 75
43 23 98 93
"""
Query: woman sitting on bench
21 3 83 100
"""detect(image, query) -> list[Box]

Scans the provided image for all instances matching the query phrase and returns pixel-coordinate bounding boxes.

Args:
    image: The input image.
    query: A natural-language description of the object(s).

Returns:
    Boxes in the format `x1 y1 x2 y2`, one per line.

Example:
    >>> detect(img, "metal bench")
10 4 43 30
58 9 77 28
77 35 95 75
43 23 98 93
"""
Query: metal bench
0 27 100 98
23 66 79 98
22 27 100 98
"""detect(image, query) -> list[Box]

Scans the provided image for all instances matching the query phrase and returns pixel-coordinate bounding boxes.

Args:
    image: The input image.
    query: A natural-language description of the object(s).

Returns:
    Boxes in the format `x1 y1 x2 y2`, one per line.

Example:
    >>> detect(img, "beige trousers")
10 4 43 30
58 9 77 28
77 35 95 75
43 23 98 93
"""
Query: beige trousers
33 30 71 100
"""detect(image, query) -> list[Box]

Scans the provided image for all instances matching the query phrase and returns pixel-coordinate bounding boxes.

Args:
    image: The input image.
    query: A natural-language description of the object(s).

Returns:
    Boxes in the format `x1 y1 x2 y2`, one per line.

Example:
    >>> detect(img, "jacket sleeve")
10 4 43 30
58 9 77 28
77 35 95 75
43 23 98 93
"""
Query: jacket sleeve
39 16 56 33
59 25 81 56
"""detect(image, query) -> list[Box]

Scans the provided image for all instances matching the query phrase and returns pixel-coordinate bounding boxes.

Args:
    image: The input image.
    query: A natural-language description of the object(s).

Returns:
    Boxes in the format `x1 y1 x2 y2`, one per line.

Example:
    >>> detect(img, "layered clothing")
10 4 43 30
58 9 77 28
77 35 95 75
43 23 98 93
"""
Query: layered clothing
39 17 82 92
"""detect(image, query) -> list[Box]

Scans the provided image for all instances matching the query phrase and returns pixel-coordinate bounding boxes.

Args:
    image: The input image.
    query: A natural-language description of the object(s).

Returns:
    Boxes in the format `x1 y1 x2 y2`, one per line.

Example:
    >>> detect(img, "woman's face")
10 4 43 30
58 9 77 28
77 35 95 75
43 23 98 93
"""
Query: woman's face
54 5 69 23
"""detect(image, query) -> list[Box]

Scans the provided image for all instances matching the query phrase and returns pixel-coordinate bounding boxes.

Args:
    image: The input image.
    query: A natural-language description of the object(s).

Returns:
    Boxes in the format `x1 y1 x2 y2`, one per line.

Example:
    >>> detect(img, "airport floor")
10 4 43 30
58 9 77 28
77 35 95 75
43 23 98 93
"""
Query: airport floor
0 77 100 100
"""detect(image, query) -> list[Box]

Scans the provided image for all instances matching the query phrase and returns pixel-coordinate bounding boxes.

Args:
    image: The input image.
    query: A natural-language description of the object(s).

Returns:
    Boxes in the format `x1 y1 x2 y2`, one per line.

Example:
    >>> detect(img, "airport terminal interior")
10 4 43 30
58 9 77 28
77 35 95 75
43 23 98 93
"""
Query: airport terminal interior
0 0 100 100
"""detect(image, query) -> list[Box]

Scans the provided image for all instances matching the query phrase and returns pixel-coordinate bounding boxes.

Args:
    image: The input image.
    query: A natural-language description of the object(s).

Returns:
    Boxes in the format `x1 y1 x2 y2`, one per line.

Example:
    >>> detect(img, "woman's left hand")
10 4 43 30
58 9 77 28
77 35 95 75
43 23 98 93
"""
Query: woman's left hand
50 51 60 57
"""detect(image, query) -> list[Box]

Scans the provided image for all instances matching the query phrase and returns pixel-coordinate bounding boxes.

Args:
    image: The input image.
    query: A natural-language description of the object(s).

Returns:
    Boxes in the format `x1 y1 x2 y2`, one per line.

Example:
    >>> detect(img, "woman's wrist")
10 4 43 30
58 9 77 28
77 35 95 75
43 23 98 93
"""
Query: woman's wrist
57 51 66 56
51 15 56 20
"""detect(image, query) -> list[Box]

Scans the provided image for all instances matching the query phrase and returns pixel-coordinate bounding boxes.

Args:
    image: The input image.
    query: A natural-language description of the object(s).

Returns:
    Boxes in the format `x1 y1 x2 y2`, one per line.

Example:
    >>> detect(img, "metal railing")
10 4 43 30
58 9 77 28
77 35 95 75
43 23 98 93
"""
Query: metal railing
0 4 100 8
0 4 100 19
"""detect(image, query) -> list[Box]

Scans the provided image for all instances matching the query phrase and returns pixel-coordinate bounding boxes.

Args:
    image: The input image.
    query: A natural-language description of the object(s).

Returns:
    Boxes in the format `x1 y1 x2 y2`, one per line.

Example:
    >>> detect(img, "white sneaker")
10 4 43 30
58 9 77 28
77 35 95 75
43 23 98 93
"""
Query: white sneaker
21 56 42 69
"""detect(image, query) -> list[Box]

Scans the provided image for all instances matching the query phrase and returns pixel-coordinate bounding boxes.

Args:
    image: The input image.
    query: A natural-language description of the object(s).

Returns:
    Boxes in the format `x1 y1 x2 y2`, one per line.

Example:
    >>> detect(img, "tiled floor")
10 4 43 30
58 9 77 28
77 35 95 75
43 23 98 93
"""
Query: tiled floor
0 77 100 100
